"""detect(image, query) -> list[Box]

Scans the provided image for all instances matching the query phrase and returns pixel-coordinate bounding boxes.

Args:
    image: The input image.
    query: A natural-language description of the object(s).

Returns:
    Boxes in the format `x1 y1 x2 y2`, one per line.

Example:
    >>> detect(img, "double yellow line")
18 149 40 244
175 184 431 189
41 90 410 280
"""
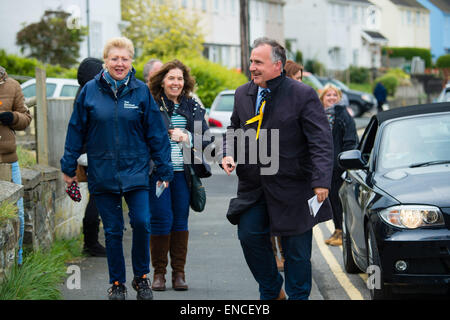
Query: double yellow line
313 221 366 300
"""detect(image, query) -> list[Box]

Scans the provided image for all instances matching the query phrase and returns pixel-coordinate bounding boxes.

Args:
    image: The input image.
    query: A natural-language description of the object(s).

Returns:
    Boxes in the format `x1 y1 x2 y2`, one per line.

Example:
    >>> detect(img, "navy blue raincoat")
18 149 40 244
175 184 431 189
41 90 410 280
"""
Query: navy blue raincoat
60 69 173 195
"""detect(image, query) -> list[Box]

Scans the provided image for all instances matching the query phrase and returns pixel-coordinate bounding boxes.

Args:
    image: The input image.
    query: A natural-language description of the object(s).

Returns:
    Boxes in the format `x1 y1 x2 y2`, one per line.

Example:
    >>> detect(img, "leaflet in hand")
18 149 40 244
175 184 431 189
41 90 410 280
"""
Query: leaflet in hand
308 195 323 218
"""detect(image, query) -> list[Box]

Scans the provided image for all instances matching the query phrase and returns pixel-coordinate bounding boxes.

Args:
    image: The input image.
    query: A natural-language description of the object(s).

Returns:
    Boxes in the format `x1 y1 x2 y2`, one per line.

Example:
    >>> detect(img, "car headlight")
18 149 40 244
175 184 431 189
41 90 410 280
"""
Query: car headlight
361 94 371 103
379 205 445 229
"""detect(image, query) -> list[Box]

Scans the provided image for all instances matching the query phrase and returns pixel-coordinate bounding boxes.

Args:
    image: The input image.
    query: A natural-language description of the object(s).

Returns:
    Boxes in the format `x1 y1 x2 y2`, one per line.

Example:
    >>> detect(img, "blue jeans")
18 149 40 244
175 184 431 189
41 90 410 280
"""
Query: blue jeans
149 171 190 235
238 200 313 300
94 189 151 284
11 161 24 265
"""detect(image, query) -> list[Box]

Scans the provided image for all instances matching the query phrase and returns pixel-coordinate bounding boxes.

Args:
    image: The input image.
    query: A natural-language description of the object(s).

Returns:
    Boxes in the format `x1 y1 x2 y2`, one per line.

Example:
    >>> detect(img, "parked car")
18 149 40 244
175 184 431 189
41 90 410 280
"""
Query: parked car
338 102 450 299
207 90 235 135
436 82 450 103
317 76 377 117
21 78 79 99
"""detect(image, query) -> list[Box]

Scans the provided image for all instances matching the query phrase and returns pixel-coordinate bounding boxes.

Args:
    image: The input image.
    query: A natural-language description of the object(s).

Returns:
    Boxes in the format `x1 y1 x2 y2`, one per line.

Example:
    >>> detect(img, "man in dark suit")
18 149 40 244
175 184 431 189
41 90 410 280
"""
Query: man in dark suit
222 38 334 300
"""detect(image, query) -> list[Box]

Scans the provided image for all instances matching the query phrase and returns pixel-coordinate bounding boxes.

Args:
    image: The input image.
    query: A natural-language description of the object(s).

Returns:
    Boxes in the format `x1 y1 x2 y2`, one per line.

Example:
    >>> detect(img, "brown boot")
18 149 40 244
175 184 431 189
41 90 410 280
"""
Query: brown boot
329 229 343 246
325 230 338 245
150 234 170 291
170 231 189 291
275 288 286 300
275 255 284 272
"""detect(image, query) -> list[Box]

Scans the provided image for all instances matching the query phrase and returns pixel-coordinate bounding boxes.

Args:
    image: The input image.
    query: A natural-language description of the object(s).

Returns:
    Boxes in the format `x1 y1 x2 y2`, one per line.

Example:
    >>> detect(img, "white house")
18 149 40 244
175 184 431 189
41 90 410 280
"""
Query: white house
183 0 285 69
0 0 125 61
284 0 388 71
371 0 430 48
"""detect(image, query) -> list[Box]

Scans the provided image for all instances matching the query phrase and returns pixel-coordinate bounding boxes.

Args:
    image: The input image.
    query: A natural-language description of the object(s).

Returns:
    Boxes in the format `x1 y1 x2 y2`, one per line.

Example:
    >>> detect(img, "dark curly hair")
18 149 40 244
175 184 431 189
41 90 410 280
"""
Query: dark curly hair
149 59 196 102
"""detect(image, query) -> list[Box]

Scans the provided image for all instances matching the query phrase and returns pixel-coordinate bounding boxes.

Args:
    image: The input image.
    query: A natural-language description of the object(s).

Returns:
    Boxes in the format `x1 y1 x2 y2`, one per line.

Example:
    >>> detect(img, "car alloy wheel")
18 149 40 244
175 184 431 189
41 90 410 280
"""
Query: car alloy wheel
366 222 391 300
349 103 362 117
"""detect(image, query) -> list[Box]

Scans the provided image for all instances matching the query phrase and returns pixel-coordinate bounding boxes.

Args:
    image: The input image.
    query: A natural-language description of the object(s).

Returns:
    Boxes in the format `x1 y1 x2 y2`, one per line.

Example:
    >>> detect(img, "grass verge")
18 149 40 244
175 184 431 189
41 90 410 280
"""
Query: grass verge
0 236 85 300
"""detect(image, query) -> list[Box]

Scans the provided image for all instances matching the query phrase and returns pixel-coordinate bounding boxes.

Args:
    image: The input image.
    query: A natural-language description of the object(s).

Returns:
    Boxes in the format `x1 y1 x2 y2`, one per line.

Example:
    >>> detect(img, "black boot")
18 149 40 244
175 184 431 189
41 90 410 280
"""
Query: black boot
83 219 106 257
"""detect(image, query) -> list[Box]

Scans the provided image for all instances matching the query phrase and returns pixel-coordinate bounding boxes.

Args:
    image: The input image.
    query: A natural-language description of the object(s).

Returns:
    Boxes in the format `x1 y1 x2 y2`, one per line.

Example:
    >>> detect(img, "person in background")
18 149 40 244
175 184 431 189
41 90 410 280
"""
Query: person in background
143 58 163 85
75 57 106 257
284 60 303 82
319 84 358 246
0 66 32 266
373 81 387 112
148 59 211 292
60 37 173 300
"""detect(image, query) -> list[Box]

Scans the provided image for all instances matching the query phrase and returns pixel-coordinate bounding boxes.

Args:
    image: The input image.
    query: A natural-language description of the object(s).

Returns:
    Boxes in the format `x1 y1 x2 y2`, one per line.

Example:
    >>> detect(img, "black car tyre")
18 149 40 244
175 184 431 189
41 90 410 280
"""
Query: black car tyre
349 102 362 117
342 213 360 274
365 222 392 300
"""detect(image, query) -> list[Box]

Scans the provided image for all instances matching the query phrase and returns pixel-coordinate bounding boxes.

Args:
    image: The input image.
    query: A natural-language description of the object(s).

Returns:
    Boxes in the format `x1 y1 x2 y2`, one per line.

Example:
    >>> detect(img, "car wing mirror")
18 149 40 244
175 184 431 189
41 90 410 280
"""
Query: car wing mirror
338 150 367 170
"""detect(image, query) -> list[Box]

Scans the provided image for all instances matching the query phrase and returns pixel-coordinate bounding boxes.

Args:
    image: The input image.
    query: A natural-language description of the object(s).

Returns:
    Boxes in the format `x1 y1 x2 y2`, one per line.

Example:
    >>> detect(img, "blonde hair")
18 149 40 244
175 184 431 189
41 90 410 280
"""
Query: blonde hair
103 37 135 60
319 83 342 104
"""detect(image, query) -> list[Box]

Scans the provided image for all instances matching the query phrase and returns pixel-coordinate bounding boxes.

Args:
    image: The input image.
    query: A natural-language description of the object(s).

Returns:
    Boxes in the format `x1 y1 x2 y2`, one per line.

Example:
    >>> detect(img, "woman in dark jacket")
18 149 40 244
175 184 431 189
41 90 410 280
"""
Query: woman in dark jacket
148 59 211 292
319 84 358 246
61 37 173 300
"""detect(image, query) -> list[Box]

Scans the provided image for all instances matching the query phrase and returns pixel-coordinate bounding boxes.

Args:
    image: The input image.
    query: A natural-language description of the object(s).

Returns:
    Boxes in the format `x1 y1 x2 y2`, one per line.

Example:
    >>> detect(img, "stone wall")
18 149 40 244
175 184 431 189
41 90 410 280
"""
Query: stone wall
0 164 88 281
0 180 23 281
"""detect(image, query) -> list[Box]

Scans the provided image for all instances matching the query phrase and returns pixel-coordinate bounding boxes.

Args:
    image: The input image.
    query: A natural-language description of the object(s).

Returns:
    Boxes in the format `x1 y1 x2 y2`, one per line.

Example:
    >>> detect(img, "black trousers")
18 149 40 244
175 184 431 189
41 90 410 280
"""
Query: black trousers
83 195 101 246
330 171 344 230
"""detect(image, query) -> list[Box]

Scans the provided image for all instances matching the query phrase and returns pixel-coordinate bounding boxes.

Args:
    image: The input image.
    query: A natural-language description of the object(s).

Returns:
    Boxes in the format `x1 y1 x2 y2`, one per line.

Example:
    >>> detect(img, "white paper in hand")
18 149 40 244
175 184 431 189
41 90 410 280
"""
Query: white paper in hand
155 182 166 198
308 195 323 218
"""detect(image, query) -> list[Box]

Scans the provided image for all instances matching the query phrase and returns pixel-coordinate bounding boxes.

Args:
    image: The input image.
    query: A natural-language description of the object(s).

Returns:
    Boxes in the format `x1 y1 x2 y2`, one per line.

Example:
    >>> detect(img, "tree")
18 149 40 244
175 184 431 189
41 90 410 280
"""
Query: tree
16 10 86 68
121 0 204 59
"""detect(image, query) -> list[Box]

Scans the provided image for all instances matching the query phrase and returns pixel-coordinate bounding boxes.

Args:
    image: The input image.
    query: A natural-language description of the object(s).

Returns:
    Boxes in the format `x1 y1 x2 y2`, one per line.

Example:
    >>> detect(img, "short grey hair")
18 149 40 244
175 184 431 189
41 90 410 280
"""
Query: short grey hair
143 58 163 82
252 37 286 68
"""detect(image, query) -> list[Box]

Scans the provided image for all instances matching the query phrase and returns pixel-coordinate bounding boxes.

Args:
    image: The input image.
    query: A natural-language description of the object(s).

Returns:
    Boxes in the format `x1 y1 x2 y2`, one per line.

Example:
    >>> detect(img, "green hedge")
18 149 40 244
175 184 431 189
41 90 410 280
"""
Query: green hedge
348 66 370 83
382 47 432 68
0 50 77 82
436 54 450 69
135 55 248 108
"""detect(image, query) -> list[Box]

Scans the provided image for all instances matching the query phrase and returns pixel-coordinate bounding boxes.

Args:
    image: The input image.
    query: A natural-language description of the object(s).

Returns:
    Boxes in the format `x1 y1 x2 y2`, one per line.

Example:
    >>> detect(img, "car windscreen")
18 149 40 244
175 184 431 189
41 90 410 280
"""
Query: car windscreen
378 113 450 170
213 94 234 112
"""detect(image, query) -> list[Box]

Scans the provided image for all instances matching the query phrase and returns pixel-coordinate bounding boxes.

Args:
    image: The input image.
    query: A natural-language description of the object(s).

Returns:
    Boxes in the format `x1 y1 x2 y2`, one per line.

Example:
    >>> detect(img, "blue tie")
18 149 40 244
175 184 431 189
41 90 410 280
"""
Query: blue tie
258 89 269 115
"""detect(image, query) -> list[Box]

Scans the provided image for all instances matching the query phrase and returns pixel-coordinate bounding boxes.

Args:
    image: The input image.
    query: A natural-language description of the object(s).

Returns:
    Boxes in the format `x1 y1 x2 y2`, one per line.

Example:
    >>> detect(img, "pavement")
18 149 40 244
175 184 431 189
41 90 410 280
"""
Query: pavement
61 165 324 301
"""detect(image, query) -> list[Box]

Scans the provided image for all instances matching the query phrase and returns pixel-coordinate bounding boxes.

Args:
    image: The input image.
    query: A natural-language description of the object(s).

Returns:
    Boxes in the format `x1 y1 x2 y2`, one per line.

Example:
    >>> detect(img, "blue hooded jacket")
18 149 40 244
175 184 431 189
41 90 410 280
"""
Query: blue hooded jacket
60 68 173 195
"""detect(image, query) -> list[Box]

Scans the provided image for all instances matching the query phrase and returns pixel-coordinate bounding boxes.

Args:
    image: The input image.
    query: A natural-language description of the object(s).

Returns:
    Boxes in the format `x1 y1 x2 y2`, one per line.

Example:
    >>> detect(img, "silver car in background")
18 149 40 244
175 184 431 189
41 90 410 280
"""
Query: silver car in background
207 90 235 135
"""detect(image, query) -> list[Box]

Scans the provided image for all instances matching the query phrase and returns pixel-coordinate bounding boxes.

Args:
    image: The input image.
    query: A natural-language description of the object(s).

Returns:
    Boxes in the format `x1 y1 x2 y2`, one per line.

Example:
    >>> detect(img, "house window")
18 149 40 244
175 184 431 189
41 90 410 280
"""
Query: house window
416 11 420 26
182 0 187 9
202 0 207 11
90 21 102 58
214 0 219 13
407 10 412 25
353 49 359 66
352 5 358 24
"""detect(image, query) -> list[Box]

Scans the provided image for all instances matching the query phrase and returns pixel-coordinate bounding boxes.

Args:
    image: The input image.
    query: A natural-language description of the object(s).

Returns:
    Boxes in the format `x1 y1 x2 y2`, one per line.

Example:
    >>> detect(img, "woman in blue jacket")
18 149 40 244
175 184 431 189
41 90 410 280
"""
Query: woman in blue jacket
60 37 173 300
148 59 211 292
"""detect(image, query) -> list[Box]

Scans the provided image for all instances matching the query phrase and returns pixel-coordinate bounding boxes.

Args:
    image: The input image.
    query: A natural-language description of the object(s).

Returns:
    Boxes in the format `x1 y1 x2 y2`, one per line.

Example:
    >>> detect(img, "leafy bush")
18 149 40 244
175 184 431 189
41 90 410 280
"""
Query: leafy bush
348 65 370 83
436 54 450 69
304 59 325 75
0 50 77 82
383 47 432 68
135 55 248 108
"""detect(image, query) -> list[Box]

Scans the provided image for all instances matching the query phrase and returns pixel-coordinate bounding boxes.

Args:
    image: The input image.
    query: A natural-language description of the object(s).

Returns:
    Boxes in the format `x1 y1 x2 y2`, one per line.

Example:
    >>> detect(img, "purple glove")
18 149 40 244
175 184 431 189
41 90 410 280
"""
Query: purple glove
0 112 13 126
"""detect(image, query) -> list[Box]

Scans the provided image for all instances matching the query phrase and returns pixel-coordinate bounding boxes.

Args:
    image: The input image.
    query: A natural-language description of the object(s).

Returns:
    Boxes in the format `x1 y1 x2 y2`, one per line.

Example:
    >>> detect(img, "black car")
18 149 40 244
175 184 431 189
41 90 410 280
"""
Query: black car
338 102 450 299
317 76 377 117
